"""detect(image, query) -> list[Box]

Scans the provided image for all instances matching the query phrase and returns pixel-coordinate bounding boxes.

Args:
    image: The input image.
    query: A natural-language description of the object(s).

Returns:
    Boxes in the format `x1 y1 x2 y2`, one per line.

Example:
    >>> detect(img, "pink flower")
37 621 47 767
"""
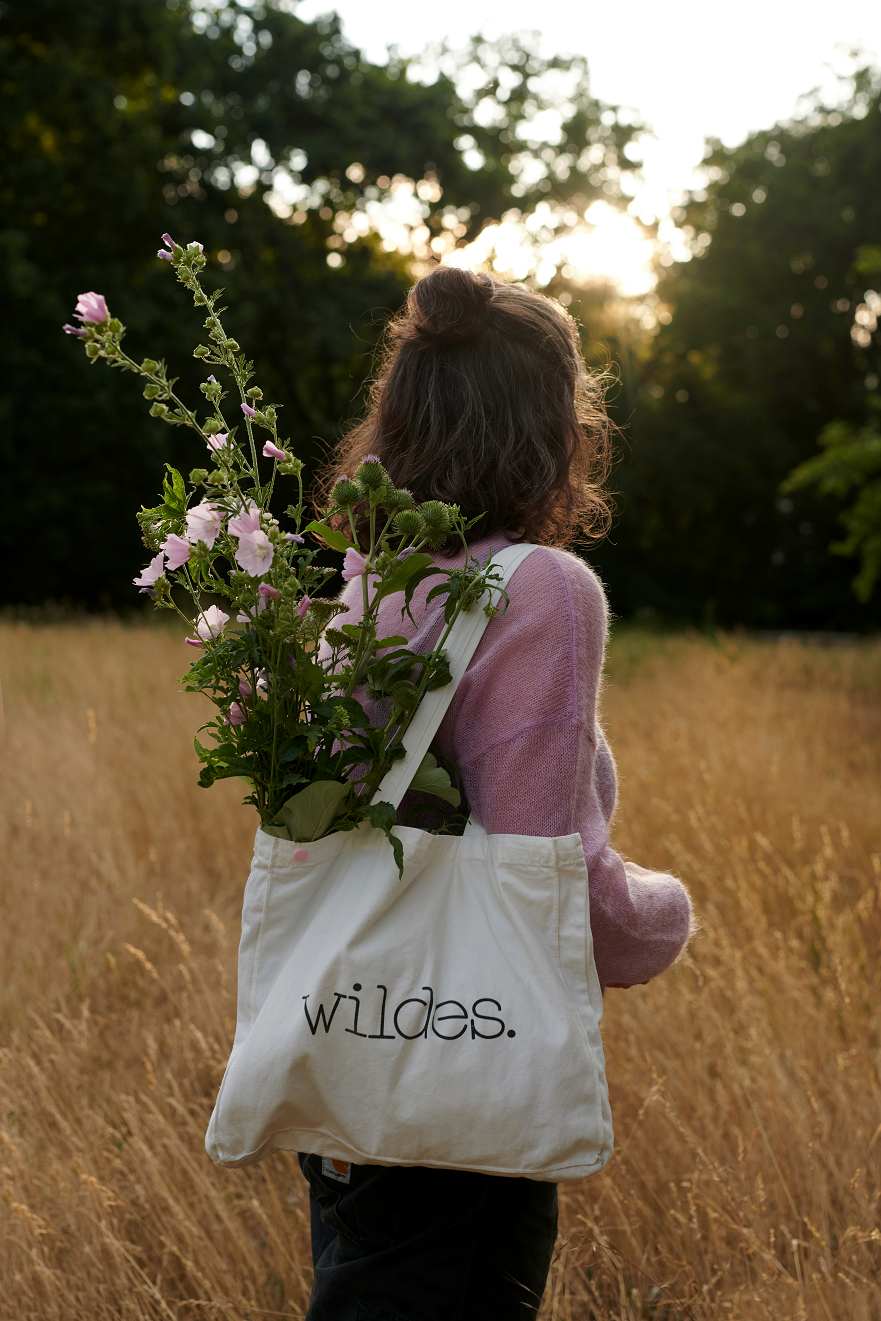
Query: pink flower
235 599 266 623
241 402 257 418
342 547 370 581
227 502 261 538
161 532 191 570
133 550 165 589
362 454 381 463
258 582 279 599
235 529 275 577
227 701 246 725
62 322 88 338
188 241 204 253
206 432 230 453
282 532 304 544
185 637 204 648
185 500 223 548
161 233 175 250
74 292 108 324
296 595 312 619
262 440 287 460
238 676 253 698
157 250 173 262
195 604 229 640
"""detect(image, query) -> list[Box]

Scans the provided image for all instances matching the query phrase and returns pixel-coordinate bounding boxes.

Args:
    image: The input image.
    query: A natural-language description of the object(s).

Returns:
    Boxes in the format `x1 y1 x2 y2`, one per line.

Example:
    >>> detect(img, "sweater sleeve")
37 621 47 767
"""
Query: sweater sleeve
433 546 694 988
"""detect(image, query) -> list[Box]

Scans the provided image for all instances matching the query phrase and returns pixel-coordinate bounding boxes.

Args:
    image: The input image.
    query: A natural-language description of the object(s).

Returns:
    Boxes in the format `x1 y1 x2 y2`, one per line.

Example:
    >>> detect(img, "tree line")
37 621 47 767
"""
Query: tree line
1 0 878 626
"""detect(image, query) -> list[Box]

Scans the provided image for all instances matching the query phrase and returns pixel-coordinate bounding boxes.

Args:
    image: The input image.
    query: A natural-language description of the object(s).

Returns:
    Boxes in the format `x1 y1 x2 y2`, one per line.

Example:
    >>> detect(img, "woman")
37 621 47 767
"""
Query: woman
299 265 693 1321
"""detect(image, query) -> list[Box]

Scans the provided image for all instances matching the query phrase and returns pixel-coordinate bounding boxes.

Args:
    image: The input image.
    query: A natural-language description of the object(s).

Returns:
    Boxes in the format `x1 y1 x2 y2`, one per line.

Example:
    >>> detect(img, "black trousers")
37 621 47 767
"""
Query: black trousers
298 1153 559 1321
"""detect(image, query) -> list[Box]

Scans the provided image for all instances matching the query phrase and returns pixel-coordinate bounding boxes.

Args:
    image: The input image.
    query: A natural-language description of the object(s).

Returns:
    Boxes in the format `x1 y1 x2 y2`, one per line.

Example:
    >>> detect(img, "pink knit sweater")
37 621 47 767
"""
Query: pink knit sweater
332 532 693 988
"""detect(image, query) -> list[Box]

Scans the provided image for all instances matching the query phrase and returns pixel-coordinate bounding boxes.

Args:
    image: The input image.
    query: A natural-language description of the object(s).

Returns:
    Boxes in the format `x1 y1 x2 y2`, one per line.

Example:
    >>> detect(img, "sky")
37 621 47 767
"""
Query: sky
295 0 881 220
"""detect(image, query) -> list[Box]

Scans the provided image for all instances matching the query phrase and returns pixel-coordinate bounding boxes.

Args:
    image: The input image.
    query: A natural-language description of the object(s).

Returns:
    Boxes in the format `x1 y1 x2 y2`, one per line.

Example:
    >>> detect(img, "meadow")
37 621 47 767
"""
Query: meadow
1 619 879 1319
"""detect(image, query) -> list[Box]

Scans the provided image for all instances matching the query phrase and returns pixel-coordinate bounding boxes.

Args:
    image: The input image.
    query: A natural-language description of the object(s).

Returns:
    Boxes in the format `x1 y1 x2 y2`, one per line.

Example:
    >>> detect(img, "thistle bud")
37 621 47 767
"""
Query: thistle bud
393 509 422 537
332 478 362 507
355 457 390 491
418 501 451 548
383 487 415 514
391 680 419 709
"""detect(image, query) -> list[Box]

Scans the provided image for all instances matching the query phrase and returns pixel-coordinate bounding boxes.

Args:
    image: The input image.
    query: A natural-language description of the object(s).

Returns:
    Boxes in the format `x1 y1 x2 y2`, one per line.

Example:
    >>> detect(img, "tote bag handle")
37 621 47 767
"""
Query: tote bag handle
372 542 539 810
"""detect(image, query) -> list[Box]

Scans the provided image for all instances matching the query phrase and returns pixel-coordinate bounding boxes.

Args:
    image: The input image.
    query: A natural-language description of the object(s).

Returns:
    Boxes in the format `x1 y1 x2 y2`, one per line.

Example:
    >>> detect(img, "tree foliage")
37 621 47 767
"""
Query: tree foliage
0 0 636 607
587 69 881 628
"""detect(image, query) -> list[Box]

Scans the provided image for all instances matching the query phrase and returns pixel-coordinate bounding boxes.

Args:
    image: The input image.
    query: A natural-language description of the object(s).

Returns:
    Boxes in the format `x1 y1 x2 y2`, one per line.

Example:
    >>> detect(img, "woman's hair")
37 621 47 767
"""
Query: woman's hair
321 265 613 549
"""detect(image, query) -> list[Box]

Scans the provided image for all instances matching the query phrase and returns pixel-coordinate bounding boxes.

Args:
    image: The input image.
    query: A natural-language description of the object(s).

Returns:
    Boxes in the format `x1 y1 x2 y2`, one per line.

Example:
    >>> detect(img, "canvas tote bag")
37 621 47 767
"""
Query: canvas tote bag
206 543 614 1181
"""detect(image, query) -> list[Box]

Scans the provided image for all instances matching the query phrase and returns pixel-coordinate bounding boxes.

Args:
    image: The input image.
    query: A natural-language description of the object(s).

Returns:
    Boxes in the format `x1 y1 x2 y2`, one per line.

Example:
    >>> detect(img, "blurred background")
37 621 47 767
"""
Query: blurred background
3 0 881 628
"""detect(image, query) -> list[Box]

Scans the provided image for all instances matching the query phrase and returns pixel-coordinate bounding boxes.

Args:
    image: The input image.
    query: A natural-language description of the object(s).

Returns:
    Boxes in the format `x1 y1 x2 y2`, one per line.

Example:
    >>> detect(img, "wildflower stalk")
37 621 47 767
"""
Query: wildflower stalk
62 241 507 870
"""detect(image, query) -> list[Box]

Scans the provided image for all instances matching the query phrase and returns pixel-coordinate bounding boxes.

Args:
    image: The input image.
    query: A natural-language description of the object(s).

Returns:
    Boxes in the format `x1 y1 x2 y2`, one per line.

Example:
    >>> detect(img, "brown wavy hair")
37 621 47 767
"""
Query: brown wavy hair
320 265 613 549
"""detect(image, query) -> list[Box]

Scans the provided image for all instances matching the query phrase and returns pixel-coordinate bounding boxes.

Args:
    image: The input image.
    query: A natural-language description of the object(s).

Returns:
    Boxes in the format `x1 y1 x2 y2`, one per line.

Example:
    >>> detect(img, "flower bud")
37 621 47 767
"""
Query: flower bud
418 501 451 547
149 401 168 417
85 342 100 358
324 627 350 651
383 487 416 514
332 478 362 507
143 383 161 399
203 417 223 434
246 387 263 400
280 458 304 476
393 509 422 536
141 358 159 372
109 318 123 333
355 458 390 491
193 345 211 358
224 338 240 350
391 680 419 709
189 468 209 486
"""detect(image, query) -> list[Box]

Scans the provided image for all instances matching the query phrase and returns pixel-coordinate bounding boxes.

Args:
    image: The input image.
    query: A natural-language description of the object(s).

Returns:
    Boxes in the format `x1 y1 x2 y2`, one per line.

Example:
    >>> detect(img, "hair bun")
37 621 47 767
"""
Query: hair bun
408 266 493 345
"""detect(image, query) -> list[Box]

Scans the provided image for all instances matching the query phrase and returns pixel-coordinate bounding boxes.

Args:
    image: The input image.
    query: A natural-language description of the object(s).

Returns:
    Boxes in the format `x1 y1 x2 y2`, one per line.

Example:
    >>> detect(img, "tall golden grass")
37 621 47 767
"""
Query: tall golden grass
1 620 879 1319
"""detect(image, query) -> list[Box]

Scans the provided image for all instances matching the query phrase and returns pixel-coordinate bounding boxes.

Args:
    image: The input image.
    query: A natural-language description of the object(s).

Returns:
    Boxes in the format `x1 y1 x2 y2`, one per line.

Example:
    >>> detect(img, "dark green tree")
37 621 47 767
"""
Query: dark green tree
0 0 637 607
588 68 881 628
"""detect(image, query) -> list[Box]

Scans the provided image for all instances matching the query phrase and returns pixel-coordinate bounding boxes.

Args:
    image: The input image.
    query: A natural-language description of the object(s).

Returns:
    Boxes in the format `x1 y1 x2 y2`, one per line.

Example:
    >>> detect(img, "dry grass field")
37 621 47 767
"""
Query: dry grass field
1 618 880 1319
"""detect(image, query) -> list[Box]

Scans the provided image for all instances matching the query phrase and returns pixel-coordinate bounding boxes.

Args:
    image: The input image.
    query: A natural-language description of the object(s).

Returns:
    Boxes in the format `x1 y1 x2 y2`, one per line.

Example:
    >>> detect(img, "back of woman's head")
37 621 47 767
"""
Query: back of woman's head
324 265 612 548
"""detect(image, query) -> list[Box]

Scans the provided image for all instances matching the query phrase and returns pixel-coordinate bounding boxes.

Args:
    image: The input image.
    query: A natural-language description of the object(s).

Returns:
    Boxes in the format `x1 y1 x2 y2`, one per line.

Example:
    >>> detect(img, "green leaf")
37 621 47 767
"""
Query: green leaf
371 553 435 607
262 823 292 840
162 464 187 513
303 520 353 553
273 779 351 841
408 752 461 807
362 800 405 878
375 635 408 648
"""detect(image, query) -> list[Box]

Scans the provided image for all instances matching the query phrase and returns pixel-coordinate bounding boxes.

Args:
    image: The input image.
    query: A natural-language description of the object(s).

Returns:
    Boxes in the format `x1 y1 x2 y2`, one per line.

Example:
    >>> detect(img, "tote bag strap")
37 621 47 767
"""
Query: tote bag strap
372 541 540 809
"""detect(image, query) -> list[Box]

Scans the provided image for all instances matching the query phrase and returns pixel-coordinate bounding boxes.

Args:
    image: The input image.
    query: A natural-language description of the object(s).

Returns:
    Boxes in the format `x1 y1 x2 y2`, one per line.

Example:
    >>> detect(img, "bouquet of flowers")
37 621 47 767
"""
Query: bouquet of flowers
64 236 505 871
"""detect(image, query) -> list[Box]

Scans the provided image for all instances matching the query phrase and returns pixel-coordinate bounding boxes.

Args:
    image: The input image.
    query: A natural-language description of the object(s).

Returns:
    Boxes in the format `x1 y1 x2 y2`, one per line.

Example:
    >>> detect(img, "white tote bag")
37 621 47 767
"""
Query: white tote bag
206 543 613 1181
